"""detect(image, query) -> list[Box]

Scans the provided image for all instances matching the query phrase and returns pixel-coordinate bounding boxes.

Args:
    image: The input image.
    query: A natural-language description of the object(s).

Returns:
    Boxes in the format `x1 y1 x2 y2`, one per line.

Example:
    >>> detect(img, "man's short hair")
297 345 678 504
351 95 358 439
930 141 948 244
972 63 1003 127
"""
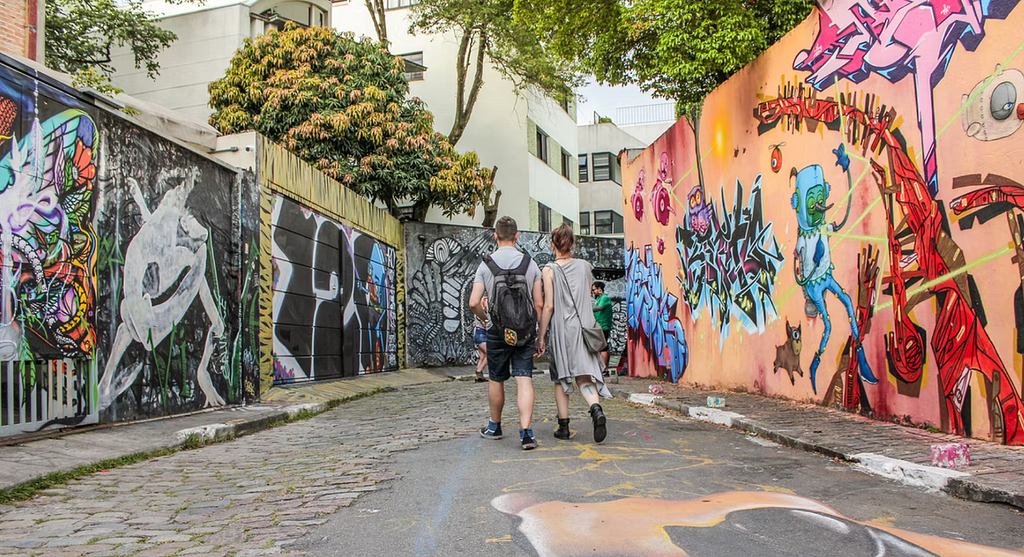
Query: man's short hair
593 281 606 291
495 216 518 242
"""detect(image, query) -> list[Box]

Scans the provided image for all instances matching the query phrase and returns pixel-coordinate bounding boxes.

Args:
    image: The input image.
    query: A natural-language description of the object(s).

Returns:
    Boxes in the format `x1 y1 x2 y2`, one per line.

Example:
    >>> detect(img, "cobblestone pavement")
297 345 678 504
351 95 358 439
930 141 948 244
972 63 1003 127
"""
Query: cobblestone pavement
0 380 613 557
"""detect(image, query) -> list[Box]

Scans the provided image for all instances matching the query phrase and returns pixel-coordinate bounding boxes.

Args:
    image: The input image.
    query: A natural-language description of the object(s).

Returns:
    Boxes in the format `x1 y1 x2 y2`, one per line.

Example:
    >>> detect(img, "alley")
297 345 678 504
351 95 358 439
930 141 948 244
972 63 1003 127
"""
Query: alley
2 379 1023 557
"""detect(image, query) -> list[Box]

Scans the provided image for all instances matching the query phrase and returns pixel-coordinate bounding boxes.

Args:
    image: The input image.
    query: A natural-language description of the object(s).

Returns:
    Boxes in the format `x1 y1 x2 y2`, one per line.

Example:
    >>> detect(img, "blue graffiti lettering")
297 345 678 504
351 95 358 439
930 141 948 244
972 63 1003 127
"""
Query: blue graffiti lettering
626 244 688 382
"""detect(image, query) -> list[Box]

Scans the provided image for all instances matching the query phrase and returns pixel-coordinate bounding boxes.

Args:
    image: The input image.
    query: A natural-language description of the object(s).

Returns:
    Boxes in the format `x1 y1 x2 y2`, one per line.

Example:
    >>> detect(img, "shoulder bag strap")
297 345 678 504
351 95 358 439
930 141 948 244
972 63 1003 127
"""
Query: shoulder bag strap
552 263 587 330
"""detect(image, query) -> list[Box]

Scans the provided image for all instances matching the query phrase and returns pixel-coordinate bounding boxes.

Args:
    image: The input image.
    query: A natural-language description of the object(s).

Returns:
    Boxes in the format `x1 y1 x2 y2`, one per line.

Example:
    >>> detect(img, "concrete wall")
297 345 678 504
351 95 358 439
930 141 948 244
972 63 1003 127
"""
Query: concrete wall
331 2 579 229
622 1 1024 444
404 222 625 367
111 4 251 123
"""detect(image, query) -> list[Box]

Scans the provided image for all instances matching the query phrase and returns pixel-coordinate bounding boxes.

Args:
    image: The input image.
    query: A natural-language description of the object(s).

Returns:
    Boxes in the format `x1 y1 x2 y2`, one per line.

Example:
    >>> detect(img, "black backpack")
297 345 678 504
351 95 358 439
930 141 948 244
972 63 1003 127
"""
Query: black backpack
484 253 537 346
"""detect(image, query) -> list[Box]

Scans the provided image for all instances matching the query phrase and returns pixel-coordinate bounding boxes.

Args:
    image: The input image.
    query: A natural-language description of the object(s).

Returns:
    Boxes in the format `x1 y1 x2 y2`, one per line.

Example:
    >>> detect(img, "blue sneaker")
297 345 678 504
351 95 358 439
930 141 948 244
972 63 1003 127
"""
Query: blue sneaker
520 428 538 450
480 421 502 439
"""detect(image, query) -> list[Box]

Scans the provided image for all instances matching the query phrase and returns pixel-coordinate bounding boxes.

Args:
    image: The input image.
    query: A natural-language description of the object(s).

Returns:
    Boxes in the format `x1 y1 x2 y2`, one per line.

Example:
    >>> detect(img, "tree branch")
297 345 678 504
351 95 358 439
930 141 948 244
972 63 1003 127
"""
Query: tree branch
449 29 473 142
364 0 387 42
449 27 487 145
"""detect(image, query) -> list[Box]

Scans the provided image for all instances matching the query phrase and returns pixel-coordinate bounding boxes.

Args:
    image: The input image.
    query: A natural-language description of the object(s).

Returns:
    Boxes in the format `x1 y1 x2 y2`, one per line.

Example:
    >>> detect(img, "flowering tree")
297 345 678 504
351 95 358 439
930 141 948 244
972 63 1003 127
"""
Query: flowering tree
208 25 492 220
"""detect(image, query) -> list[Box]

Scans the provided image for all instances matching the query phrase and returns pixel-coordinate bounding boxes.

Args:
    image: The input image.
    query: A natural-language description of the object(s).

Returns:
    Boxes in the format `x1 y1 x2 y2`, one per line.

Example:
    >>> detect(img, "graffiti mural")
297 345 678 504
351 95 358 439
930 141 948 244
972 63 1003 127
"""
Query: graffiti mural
0 68 97 362
270 194 397 383
622 1 1024 443
0 62 99 435
795 0 1021 194
627 244 688 382
95 117 242 422
405 223 627 368
492 492 1024 556
676 174 784 343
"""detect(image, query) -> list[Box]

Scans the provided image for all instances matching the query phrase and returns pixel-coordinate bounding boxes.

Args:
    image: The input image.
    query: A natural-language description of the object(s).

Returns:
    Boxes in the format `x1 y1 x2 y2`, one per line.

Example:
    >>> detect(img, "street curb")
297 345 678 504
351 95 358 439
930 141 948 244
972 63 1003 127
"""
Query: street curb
610 386 1021 508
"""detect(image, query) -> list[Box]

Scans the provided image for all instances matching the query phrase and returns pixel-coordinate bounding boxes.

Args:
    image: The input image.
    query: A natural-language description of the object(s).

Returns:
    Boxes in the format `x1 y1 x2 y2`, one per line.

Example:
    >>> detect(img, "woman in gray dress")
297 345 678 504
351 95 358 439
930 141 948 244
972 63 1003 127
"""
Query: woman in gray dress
536 225 612 442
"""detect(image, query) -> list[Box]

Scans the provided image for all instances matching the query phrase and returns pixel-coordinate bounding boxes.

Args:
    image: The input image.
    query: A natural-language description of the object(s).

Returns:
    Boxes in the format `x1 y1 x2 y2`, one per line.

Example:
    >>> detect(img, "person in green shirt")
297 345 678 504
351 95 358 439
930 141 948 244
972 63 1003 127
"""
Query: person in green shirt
592 281 613 374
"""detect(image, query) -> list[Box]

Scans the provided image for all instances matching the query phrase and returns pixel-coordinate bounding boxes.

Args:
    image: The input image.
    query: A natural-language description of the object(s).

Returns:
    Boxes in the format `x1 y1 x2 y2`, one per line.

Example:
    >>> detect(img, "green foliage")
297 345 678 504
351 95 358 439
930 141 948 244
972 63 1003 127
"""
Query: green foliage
409 0 584 144
208 26 491 218
45 0 187 91
411 0 581 102
514 0 814 106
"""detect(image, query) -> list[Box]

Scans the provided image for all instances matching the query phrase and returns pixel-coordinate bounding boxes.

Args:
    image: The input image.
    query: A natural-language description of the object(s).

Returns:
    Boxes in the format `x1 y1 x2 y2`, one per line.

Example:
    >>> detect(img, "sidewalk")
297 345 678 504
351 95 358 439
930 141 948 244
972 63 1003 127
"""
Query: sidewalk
604 376 1024 510
0 368 448 492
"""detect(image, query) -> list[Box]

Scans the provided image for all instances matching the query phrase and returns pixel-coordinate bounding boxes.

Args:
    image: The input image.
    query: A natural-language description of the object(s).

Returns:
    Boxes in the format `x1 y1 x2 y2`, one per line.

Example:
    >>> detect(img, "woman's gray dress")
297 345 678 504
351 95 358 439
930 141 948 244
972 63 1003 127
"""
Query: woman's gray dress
545 259 612 398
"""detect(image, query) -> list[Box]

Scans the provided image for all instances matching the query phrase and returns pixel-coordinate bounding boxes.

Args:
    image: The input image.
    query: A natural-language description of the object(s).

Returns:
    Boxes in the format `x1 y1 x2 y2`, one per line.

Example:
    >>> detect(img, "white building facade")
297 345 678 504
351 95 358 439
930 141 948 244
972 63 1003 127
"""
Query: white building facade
576 122 644 237
577 104 675 237
333 0 579 231
110 0 332 124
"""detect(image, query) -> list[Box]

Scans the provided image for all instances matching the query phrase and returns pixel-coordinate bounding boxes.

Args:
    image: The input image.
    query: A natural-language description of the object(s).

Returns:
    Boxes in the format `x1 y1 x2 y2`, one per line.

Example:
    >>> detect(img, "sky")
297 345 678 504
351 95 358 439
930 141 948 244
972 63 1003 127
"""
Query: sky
575 79 667 125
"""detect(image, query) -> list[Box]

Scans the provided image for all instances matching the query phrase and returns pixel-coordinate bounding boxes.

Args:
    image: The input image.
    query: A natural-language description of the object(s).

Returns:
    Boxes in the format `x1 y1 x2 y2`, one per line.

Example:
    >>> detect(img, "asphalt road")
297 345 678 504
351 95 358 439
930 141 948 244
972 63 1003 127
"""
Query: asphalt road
292 381 1024 557
3 379 1022 557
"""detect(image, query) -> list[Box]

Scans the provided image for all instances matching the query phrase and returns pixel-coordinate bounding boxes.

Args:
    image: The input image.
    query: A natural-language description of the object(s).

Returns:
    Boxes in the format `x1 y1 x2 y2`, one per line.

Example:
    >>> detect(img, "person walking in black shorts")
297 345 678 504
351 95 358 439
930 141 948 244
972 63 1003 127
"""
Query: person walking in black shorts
469 217 544 450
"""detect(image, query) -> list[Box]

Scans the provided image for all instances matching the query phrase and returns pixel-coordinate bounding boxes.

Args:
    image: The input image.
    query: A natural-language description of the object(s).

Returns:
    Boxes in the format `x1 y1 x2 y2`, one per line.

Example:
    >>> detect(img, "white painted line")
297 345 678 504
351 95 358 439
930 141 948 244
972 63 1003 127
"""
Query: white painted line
851 453 969 491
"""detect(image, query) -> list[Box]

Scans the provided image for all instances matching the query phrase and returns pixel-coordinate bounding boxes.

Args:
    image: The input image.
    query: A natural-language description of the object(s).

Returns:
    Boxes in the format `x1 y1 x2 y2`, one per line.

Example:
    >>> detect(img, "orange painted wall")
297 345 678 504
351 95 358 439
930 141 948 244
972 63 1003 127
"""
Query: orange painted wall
623 1 1024 443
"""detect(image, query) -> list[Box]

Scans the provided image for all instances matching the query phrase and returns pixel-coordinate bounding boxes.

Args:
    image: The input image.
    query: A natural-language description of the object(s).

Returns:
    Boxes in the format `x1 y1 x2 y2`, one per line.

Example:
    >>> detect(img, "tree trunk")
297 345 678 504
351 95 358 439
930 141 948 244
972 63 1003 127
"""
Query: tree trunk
364 0 387 43
411 198 431 222
481 166 501 228
448 27 487 145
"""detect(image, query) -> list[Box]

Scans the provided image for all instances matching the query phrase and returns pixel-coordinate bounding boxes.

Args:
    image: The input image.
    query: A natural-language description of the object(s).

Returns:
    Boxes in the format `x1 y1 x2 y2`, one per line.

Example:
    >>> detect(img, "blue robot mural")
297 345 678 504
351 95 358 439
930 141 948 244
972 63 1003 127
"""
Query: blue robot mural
792 144 877 393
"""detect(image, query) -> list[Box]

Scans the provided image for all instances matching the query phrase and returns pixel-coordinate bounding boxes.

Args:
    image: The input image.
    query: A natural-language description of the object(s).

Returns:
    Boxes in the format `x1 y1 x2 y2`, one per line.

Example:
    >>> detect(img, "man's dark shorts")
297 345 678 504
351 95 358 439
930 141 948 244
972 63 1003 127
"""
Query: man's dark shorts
486 327 534 382
603 329 611 345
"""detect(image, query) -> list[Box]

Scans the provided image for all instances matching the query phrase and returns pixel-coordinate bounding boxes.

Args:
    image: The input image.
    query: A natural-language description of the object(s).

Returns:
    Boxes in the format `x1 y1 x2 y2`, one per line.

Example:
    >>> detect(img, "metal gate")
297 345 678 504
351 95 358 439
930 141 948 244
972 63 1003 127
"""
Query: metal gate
0 359 98 437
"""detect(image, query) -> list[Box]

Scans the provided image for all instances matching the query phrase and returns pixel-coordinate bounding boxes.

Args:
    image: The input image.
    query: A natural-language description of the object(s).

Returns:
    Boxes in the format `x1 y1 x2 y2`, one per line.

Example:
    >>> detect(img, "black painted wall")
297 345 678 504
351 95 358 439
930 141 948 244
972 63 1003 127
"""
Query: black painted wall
271 194 397 384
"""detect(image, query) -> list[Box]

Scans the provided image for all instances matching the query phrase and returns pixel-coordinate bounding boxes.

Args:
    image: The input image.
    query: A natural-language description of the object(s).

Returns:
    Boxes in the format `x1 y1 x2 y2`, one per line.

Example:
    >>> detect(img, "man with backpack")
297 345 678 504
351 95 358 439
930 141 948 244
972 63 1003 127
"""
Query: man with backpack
469 216 544 450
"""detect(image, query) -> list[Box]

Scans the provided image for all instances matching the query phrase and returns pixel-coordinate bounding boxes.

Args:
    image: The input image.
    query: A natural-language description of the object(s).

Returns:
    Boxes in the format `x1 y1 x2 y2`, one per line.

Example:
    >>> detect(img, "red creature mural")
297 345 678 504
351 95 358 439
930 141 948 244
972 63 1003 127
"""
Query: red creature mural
756 93 1024 444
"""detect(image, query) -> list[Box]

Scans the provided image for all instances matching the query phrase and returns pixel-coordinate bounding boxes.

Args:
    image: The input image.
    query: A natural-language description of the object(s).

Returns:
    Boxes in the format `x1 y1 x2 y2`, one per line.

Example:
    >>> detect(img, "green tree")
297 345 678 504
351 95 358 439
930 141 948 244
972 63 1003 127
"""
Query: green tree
409 0 583 145
45 0 190 95
208 25 492 221
514 0 813 107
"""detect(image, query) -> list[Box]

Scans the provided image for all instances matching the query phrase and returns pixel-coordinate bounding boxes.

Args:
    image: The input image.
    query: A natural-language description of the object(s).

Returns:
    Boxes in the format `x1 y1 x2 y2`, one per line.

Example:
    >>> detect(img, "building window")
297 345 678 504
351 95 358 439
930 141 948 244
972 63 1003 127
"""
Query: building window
536 127 549 163
539 203 552 233
593 210 623 234
561 149 572 180
386 0 419 8
400 52 424 81
579 211 590 235
592 152 612 181
578 154 588 182
563 216 573 229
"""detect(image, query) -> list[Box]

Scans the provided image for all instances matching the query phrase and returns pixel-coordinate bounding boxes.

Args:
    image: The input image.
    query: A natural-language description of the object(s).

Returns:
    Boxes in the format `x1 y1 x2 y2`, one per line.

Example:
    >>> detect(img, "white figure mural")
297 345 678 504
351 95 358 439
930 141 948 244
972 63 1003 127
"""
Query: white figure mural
98 169 225 409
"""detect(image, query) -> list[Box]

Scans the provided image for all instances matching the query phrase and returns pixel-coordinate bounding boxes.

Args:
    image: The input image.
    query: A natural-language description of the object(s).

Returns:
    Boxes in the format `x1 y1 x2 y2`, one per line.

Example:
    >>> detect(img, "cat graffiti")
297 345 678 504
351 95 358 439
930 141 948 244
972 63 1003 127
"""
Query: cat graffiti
773 321 804 385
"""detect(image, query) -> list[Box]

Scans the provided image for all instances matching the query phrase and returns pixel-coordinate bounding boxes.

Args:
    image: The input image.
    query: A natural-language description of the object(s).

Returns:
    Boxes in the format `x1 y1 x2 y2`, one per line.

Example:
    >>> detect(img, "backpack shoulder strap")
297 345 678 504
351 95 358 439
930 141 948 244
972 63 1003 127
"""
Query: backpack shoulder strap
483 254 505 277
513 253 533 275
